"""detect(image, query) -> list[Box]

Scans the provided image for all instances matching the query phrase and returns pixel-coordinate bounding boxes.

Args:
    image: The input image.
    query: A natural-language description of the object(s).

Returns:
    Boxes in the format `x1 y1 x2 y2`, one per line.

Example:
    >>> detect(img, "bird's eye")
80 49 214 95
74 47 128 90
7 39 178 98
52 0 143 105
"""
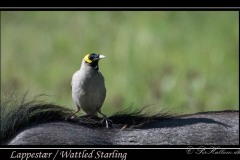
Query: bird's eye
89 53 97 60
88 55 93 60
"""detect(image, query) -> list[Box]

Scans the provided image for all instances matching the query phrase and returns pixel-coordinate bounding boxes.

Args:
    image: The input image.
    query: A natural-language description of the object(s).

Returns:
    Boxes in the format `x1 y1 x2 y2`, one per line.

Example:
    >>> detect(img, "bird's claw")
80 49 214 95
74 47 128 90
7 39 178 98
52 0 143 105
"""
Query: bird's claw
101 117 112 128
65 114 78 121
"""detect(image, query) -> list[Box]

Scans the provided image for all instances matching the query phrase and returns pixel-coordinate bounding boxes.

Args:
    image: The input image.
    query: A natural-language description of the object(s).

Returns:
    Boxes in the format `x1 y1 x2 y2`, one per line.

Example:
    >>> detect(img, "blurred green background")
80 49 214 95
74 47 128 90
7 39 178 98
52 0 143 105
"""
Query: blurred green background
1 11 239 115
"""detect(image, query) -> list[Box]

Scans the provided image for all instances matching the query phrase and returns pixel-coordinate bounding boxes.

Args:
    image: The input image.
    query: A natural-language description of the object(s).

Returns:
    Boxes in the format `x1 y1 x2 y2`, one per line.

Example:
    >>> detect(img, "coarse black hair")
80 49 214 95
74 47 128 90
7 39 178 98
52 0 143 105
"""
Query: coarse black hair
1 92 174 145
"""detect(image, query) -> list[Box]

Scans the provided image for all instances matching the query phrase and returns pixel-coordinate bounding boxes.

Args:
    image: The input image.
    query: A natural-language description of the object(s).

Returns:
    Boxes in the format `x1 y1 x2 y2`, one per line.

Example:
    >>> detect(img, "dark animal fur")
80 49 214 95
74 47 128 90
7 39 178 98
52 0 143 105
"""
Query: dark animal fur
1 93 238 145
1 93 173 144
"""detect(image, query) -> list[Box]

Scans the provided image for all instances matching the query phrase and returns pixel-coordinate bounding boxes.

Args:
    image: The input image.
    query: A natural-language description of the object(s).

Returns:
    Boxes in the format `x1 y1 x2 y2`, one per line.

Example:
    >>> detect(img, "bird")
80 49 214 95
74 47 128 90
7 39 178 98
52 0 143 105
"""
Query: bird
71 53 111 128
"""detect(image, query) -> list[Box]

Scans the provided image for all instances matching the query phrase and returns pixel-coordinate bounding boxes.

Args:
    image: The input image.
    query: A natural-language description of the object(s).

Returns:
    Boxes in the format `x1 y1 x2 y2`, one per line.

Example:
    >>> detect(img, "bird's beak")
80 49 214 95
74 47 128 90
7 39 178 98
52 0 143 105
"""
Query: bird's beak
99 55 106 59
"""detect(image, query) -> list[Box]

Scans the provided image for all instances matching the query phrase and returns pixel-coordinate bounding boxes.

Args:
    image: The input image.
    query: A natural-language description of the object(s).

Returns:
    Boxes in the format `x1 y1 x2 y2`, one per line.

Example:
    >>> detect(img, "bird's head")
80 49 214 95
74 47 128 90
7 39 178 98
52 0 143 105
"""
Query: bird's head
83 53 106 69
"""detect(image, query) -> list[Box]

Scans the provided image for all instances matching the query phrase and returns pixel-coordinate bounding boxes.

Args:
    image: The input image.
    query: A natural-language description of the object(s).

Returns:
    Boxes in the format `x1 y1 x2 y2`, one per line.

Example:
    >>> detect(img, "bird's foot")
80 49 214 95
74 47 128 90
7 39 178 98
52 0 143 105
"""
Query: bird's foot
71 115 78 119
101 117 112 128
65 114 77 121
66 109 80 121
98 111 112 128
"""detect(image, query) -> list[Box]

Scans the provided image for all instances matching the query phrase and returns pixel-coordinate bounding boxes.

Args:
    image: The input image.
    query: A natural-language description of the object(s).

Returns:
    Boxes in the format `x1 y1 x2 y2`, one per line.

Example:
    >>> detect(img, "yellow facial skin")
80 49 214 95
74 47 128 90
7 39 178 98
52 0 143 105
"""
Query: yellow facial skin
84 54 92 63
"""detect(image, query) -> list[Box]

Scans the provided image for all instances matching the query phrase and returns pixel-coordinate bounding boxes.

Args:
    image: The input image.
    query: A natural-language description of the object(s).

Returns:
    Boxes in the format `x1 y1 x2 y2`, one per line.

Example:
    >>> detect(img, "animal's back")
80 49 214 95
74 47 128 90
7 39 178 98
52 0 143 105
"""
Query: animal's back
113 111 239 145
7 111 239 145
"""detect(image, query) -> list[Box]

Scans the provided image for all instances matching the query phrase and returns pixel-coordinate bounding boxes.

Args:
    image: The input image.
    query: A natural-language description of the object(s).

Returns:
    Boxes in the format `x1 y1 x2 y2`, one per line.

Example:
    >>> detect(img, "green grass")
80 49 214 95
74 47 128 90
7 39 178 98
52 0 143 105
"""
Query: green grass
1 11 239 115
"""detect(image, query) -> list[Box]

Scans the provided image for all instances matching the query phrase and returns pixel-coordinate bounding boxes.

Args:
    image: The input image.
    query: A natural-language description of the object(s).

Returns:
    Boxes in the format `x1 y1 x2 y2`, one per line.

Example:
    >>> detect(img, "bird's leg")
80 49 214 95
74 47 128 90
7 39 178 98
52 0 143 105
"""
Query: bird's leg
68 107 80 119
98 111 112 128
